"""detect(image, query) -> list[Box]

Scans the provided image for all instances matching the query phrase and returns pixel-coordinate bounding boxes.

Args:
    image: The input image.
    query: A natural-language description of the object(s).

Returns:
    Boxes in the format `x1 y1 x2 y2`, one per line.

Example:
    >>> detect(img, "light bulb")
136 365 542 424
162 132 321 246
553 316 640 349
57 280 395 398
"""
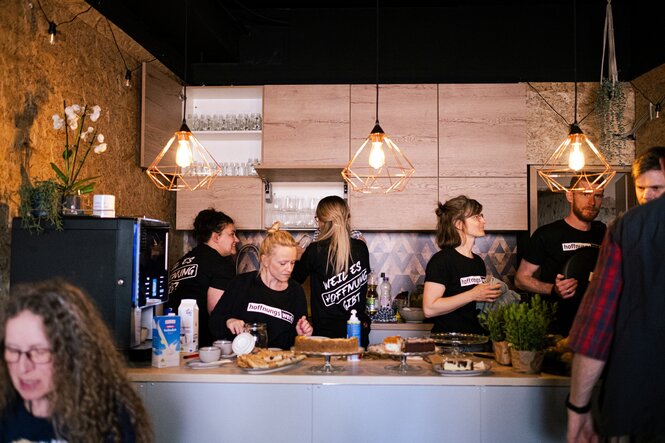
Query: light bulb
369 141 385 169
568 143 585 171
48 22 56 45
175 139 193 168
124 69 132 87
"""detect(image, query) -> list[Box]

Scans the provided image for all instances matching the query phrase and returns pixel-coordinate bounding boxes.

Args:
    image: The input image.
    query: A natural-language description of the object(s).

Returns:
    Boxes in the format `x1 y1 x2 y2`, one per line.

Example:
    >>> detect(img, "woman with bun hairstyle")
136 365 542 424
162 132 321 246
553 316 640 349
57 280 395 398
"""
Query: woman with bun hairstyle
292 196 371 347
168 208 239 347
210 222 313 349
423 195 501 334
0 279 152 442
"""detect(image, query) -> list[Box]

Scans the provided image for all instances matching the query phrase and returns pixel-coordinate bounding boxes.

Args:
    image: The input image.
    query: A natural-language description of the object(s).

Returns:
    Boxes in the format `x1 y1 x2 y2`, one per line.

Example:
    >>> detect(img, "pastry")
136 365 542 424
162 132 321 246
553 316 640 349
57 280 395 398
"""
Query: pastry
236 349 305 369
383 336 404 353
293 336 359 353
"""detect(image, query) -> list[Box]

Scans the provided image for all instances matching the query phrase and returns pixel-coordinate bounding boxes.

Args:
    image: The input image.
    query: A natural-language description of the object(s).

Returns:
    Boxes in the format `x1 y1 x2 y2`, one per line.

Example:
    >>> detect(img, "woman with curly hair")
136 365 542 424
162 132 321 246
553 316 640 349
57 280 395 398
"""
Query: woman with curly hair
0 279 152 442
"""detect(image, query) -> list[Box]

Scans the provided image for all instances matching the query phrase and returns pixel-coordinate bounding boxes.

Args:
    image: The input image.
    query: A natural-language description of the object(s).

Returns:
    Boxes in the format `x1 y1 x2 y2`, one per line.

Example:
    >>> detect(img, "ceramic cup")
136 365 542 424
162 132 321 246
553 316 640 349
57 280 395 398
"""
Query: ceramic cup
199 346 222 363
232 332 256 355
213 339 233 356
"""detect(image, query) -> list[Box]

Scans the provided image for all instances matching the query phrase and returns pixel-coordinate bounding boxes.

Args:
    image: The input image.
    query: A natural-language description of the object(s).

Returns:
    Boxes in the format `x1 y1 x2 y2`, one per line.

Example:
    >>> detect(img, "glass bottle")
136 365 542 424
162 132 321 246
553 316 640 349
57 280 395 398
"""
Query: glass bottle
365 270 378 315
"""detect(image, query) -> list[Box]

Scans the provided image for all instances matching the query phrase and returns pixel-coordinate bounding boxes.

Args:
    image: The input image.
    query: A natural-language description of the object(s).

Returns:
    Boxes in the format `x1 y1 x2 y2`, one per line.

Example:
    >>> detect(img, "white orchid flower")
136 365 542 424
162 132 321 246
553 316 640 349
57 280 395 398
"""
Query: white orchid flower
52 114 64 130
81 126 94 141
90 105 101 122
65 106 74 117
71 104 81 113
94 143 108 154
97 133 104 143
69 119 78 130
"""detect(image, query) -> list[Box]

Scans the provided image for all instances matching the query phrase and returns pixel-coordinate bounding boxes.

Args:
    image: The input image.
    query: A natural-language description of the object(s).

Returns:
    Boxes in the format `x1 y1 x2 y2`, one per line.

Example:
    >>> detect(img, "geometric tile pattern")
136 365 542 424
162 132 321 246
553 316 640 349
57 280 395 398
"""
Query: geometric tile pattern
235 231 519 295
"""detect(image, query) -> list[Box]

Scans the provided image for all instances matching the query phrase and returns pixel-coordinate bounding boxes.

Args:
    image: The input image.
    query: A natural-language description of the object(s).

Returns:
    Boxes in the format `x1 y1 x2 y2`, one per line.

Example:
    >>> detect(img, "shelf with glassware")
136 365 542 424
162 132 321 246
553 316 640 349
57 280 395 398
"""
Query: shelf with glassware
264 182 345 231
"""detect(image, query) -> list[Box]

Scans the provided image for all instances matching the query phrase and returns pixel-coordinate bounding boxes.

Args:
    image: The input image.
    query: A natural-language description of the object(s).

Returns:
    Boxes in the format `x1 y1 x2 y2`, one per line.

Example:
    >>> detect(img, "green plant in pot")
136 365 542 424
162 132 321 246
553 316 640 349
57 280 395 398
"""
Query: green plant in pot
479 304 511 365
504 295 556 374
18 179 63 233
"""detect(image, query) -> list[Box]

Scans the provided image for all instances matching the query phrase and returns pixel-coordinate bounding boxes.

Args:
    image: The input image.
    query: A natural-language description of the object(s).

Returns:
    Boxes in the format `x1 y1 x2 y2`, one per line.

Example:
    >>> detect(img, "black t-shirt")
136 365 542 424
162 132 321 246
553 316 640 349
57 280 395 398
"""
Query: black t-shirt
167 243 236 347
424 248 487 334
292 238 371 347
522 219 606 335
0 398 135 442
209 271 308 350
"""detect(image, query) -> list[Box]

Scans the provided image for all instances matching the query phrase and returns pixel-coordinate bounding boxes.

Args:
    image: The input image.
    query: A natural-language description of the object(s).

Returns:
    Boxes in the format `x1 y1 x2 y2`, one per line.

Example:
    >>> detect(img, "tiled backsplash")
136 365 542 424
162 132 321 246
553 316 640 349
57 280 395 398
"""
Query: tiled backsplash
233 231 519 295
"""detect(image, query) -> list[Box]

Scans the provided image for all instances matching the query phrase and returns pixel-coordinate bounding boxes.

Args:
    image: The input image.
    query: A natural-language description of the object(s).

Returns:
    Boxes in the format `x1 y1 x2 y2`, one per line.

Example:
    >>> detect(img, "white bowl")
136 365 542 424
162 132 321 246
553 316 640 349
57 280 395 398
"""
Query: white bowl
232 332 256 355
199 346 222 363
398 307 425 323
213 339 233 356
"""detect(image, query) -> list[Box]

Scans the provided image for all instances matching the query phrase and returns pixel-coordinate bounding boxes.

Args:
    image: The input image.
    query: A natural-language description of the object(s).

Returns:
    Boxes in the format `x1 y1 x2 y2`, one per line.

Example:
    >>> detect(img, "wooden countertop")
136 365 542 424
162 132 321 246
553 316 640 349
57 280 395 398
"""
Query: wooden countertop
128 355 569 387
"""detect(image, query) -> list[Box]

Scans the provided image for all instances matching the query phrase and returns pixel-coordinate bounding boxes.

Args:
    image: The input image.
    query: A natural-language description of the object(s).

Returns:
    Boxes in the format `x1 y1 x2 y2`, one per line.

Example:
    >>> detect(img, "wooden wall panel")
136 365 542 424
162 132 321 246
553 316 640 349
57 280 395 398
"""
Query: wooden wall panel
176 177 263 230
439 83 527 177
262 85 350 167
349 178 439 231
438 178 528 230
351 84 438 177
141 63 182 168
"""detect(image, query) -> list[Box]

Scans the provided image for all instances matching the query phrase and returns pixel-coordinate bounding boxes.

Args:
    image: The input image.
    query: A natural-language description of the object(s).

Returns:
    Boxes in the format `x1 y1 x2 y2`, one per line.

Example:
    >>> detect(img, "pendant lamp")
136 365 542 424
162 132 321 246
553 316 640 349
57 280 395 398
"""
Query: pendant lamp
341 0 415 194
146 0 221 191
538 0 615 193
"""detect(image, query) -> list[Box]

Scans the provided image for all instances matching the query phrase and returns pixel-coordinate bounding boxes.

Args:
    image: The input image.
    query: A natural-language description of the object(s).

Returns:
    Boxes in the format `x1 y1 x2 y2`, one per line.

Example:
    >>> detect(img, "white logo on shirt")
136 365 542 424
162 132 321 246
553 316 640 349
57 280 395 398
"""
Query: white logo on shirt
460 275 483 287
247 302 294 324
561 242 593 251
321 261 368 310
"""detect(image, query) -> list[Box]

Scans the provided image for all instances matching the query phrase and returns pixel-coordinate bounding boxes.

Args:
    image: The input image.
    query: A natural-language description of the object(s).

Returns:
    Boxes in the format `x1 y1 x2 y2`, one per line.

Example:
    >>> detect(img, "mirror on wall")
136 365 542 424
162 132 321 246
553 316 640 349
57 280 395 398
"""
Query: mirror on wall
527 165 636 235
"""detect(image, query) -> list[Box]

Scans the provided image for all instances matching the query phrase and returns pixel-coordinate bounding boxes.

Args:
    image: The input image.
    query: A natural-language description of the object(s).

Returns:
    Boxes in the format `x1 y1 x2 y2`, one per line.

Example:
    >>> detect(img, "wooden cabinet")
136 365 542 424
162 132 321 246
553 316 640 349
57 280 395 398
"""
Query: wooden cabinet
262 85 350 169
175 177 264 230
351 84 438 177
438 83 528 230
349 178 439 231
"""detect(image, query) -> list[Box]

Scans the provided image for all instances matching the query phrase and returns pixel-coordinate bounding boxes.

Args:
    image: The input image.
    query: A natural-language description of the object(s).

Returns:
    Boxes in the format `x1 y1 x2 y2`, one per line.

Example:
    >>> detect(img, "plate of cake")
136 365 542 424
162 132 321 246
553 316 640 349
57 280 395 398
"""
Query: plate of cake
432 358 492 376
367 336 437 356
293 336 362 355
237 348 306 374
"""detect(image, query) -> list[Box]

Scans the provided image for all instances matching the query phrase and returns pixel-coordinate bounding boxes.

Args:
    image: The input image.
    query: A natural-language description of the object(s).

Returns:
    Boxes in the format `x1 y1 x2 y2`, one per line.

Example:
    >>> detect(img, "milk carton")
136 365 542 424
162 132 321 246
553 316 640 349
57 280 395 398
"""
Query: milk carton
152 314 181 368
178 299 199 352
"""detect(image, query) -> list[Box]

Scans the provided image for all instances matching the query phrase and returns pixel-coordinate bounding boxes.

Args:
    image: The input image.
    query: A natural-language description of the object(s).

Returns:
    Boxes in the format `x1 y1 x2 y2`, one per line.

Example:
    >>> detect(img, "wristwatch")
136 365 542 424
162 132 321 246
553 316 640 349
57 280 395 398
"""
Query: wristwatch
565 394 591 414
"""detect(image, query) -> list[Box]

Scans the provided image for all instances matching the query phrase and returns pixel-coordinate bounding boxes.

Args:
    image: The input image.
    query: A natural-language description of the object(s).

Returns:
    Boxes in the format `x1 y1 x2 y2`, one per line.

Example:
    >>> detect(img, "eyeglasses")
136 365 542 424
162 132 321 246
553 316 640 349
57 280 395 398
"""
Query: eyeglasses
468 213 485 222
3 346 53 364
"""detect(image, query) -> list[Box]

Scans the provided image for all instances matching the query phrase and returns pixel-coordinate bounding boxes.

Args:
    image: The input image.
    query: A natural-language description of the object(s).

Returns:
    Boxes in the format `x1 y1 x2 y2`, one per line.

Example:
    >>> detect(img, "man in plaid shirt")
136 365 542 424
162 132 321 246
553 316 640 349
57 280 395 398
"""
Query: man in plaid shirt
566 154 665 442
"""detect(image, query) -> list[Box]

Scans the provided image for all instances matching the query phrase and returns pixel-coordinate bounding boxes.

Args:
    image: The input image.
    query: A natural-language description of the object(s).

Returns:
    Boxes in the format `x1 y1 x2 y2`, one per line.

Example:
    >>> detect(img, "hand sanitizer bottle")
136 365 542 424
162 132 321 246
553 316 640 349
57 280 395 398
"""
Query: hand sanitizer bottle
347 309 361 361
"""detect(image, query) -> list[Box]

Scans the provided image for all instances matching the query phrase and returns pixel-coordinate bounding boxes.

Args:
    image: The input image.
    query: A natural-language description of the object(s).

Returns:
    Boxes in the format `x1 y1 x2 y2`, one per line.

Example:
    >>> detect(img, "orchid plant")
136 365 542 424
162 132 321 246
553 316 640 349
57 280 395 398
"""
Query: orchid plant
51 101 108 195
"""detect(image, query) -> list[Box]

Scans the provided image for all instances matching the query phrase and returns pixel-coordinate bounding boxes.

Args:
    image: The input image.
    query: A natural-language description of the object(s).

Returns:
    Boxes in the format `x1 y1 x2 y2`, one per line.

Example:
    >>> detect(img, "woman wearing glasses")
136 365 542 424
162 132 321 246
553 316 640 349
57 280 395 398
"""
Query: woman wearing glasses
423 195 502 334
0 279 151 442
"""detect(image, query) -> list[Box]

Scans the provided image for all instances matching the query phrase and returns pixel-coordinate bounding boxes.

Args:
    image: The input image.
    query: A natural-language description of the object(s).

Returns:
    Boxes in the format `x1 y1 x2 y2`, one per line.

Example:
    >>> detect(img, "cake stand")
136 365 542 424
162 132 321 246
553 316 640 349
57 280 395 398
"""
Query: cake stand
366 345 434 373
430 333 488 357
297 348 363 374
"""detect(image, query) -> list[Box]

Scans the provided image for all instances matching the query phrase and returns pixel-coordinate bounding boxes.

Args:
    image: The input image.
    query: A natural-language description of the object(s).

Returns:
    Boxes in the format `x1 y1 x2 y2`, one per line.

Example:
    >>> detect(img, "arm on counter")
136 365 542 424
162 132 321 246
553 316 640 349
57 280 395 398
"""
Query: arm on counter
422 281 500 317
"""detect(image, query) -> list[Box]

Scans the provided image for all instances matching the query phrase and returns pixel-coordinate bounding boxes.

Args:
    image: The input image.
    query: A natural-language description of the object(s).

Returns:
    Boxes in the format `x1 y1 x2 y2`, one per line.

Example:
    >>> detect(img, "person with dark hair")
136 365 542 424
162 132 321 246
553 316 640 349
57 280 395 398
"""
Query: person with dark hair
168 208 239 347
566 156 665 441
422 195 501 334
515 178 605 336
0 279 152 442
210 222 312 349
292 195 371 347
632 146 665 205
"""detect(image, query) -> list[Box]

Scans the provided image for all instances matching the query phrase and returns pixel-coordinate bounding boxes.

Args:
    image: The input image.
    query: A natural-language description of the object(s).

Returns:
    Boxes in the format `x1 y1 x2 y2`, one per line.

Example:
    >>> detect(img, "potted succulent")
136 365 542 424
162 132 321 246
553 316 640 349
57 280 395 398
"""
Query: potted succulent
18 179 63 233
504 295 556 374
479 304 511 365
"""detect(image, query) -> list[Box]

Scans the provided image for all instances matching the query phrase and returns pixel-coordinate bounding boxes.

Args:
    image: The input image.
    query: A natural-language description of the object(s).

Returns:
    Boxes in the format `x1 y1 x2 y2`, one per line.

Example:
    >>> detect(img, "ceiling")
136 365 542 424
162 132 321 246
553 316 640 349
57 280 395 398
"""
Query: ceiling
85 0 665 86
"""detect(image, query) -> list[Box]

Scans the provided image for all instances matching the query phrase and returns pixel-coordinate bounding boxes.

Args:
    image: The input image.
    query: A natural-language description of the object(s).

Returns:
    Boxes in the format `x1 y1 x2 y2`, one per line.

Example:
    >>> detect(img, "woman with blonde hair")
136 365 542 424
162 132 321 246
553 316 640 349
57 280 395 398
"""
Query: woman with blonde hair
292 196 371 347
210 222 313 349
0 279 152 442
423 195 501 334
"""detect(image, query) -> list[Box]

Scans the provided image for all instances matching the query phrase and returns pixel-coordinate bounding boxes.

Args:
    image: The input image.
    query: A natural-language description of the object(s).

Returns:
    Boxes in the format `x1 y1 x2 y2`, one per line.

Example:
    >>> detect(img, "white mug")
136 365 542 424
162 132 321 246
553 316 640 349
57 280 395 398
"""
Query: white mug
93 194 115 218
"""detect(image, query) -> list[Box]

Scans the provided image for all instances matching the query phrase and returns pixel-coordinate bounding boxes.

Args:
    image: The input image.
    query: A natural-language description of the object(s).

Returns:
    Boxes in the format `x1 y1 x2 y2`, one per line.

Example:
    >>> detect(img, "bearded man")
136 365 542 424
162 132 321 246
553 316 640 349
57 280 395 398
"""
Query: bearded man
515 178 605 335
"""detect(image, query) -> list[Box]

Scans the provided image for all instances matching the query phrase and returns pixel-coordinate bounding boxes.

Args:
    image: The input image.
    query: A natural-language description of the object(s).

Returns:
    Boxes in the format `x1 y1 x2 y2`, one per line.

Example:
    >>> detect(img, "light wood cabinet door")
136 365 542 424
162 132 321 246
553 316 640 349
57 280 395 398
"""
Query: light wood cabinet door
351 84 438 177
439 177 527 230
348 178 439 231
140 63 182 168
439 83 527 177
175 177 264 230
262 85 350 167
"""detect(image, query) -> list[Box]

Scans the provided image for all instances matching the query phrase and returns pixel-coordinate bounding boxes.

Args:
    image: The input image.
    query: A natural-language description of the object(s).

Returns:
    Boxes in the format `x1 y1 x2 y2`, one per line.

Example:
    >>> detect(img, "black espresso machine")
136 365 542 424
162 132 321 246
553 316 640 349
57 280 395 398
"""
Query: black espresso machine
10 216 169 350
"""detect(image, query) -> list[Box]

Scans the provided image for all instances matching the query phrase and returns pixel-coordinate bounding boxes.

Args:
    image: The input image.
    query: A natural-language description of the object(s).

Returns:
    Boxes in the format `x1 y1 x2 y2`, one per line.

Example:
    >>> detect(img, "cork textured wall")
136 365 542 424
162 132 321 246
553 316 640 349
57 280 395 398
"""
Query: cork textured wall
633 64 665 155
0 0 177 298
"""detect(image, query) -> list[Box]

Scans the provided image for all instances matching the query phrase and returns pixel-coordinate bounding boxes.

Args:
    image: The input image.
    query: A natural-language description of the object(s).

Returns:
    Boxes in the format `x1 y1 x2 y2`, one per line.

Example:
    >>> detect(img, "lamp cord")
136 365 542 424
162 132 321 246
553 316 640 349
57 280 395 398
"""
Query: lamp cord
573 0 578 124
182 0 189 123
375 0 380 125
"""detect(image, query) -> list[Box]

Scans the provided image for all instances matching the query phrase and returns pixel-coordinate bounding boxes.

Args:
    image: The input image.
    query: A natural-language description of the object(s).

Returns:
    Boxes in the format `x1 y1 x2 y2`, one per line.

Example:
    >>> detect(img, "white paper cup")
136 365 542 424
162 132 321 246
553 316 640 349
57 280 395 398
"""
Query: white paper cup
93 194 115 218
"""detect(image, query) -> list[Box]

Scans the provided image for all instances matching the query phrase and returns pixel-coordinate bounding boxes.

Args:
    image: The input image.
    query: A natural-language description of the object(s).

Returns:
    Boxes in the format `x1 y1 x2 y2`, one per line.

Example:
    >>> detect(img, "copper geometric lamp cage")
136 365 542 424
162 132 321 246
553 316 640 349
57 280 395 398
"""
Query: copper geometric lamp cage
145 0 221 191
341 0 415 194
342 122 416 193
146 120 222 191
537 0 615 193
